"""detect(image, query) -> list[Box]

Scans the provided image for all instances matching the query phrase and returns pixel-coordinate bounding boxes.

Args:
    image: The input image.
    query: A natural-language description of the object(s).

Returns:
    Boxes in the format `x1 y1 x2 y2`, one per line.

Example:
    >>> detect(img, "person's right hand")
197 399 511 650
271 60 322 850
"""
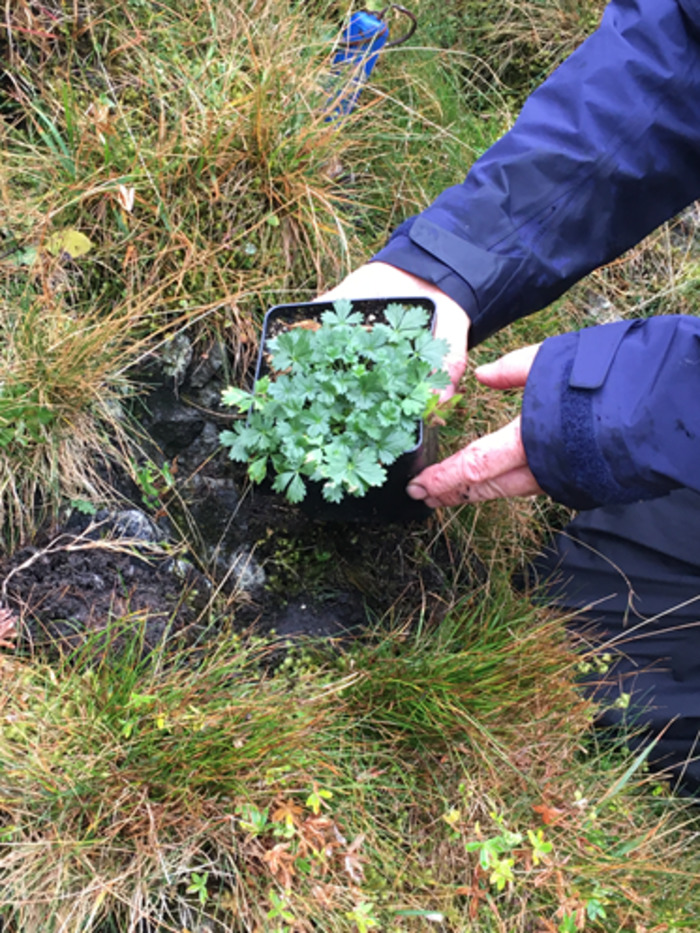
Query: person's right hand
319 262 470 400
406 344 544 507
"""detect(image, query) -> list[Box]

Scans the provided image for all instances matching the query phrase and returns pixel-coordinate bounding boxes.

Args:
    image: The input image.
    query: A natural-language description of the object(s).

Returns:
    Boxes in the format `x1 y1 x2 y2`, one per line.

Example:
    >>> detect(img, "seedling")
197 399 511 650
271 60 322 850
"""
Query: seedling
220 298 449 506
131 458 175 509
186 871 209 907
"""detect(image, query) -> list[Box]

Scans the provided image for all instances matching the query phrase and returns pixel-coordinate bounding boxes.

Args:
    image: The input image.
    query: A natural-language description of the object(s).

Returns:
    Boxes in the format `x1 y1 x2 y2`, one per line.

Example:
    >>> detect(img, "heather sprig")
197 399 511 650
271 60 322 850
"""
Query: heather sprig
220 299 449 503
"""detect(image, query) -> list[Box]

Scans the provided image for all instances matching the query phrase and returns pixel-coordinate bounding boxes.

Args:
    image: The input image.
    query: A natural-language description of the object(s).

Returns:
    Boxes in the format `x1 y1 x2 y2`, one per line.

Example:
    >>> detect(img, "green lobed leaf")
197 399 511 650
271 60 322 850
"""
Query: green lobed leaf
352 449 387 488
248 456 268 483
320 298 363 328
321 480 345 503
413 331 450 369
286 473 307 503
221 385 254 411
358 326 388 358
268 328 312 372
272 470 306 502
384 302 429 337
375 426 415 463
220 425 263 461
428 369 451 391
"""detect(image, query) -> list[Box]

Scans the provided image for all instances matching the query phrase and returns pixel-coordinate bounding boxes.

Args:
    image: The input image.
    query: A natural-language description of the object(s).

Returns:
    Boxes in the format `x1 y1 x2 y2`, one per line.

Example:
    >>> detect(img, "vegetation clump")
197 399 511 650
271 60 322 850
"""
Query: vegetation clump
220 299 449 504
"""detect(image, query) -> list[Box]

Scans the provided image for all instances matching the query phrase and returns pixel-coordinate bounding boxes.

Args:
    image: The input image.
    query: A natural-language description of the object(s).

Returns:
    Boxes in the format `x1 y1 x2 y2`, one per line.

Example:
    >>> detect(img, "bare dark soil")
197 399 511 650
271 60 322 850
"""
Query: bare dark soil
236 487 468 638
1 511 211 659
0 491 472 660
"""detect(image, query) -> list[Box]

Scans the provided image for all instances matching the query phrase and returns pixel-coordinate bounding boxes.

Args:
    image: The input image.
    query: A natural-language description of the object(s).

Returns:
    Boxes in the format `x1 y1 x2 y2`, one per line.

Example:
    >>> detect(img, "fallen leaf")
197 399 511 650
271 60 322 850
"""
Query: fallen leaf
343 833 366 883
262 842 296 889
0 607 18 650
298 815 340 856
311 883 336 908
272 797 303 829
85 100 114 143
290 319 321 332
533 803 567 826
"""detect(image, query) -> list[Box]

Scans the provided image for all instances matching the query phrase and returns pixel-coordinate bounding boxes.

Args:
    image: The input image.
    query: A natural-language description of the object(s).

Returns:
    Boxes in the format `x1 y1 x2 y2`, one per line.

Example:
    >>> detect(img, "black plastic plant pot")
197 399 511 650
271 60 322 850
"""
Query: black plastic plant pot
251 297 439 524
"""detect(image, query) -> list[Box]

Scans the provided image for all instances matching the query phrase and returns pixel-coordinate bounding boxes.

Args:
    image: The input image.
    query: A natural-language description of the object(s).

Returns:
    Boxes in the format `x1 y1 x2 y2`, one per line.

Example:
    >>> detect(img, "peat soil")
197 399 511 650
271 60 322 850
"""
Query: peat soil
0 340 477 660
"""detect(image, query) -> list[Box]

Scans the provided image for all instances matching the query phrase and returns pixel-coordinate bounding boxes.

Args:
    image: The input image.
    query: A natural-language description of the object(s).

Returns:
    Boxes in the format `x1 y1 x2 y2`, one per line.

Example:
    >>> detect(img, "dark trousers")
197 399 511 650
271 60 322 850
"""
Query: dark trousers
532 488 700 795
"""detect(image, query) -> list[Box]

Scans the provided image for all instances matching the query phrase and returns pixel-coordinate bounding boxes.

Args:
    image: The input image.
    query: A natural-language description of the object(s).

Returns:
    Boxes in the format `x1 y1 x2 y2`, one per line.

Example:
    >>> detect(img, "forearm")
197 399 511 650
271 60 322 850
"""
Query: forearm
522 315 700 510
374 0 700 345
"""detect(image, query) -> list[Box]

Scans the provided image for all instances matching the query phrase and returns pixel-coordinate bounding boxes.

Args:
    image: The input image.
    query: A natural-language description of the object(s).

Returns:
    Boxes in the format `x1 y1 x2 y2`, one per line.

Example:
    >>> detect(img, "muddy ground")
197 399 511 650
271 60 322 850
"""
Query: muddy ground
0 491 473 661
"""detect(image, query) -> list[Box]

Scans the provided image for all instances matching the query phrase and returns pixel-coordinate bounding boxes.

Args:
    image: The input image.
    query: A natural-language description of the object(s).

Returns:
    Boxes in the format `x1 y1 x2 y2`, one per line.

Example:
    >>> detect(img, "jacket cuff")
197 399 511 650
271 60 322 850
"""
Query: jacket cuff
522 326 655 510
371 221 481 338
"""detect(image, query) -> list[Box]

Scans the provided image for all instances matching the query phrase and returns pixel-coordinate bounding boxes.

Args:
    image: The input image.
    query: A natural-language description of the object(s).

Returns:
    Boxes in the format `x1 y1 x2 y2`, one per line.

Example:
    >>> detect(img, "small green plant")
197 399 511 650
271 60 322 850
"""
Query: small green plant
465 820 524 893
70 498 98 516
267 889 296 925
346 900 380 933
236 802 270 836
305 784 333 815
527 827 553 865
186 871 209 907
557 915 577 933
220 299 449 504
131 458 175 509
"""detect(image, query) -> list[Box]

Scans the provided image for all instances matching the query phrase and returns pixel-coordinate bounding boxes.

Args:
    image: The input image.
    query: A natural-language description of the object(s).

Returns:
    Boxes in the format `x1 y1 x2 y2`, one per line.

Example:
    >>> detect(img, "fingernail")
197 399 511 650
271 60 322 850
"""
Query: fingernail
406 482 427 501
474 362 494 377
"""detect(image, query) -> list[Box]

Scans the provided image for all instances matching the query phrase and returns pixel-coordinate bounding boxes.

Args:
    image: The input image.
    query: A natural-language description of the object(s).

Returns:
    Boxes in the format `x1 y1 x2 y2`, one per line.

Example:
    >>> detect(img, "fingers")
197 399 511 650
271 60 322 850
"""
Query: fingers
423 466 542 507
418 417 528 494
474 344 540 390
407 417 543 507
434 300 469 400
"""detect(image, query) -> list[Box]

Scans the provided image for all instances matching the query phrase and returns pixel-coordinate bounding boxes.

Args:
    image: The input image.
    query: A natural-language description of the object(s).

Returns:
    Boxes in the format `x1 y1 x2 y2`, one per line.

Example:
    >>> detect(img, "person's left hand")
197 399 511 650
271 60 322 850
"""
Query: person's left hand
406 344 544 507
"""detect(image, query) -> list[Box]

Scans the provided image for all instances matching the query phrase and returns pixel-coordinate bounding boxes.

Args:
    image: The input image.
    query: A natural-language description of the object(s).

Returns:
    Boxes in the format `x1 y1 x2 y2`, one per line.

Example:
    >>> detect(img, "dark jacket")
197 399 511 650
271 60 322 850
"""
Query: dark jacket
373 0 700 509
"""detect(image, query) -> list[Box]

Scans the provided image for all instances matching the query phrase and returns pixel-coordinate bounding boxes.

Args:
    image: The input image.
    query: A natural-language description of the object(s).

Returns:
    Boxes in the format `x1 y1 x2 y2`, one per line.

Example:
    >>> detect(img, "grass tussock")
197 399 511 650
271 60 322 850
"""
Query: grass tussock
1 595 699 932
0 284 136 545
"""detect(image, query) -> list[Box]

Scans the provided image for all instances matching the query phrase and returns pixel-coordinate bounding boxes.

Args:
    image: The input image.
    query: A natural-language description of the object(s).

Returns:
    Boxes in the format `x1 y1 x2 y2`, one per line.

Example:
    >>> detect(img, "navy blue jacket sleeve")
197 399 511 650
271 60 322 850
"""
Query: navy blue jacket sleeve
521 316 700 509
372 0 700 347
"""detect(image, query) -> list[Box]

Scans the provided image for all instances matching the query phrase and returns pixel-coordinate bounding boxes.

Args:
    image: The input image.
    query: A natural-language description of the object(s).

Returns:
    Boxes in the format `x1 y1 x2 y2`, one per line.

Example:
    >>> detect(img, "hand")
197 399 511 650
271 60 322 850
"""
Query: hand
319 262 470 400
406 344 544 507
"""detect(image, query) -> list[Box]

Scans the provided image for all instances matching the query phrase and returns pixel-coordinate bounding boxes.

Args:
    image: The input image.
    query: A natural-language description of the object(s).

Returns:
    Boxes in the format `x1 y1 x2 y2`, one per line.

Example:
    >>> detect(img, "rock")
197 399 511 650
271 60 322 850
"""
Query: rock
175 422 223 477
110 508 161 543
140 384 206 455
188 341 225 388
226 546 265 596
160 332 193 387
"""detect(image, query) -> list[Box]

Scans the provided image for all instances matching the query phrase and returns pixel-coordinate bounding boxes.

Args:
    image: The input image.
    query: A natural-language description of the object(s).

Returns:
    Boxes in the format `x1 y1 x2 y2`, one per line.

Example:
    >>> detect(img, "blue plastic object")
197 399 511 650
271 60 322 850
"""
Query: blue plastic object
326 10 389 120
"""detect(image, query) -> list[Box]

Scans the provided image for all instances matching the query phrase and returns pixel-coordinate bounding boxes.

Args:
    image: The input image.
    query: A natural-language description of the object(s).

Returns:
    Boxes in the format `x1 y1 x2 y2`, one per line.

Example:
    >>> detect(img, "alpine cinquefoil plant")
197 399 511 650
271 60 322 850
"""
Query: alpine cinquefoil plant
220 299 449 504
